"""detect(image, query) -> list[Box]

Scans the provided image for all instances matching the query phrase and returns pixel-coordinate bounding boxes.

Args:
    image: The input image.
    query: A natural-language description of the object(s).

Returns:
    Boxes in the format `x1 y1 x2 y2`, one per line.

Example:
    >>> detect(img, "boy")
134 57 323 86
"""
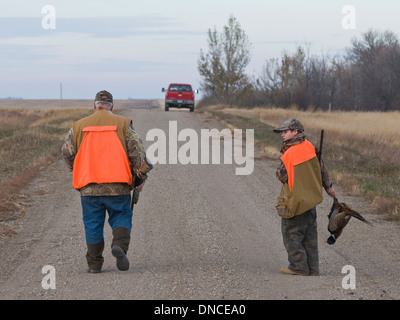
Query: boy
273 119 335 276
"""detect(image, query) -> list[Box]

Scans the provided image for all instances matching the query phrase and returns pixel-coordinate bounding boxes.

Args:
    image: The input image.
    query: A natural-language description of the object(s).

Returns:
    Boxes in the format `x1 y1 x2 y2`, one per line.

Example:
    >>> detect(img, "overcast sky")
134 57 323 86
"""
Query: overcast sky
1 0 400 100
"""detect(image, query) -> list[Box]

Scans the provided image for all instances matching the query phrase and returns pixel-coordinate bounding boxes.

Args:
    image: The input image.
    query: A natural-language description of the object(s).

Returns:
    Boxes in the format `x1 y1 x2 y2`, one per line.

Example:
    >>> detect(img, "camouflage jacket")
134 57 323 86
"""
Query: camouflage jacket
276 133 333 192
61 119 146 196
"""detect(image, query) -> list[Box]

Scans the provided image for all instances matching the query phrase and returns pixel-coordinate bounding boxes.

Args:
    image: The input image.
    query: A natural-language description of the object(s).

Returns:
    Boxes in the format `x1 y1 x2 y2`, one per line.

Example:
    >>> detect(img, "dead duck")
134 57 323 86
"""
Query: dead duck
327 197 371 245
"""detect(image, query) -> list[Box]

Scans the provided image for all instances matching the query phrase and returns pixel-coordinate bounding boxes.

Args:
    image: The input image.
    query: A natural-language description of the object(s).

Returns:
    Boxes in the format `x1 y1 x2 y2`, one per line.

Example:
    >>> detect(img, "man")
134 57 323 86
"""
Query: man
61 90 147 273
273 119 335 276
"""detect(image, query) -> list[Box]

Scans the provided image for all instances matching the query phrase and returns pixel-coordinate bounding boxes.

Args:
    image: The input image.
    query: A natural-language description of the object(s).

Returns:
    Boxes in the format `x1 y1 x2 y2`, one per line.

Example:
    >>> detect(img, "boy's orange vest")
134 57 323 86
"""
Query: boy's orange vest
72 110 132 190
281 139 317 190
276 139 323 218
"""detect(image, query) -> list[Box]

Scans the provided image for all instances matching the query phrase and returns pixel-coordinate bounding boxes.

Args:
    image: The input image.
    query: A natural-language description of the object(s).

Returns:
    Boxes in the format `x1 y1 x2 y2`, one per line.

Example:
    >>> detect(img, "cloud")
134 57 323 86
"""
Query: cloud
0 14 204 77
0 15 203 39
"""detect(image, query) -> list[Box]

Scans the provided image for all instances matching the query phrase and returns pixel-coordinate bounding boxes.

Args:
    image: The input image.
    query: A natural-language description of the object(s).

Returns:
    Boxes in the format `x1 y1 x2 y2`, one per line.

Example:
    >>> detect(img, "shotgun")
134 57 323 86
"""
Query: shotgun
130 157 153 210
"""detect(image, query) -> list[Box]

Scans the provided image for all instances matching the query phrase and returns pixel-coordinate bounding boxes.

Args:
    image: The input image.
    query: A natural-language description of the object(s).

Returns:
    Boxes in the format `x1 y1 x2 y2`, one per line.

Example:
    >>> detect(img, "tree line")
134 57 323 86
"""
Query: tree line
198 16 400 111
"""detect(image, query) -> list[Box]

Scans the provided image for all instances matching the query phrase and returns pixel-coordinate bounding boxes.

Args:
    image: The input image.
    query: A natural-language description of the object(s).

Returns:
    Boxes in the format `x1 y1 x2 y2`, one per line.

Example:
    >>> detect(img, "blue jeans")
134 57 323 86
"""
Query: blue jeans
81 195 133 245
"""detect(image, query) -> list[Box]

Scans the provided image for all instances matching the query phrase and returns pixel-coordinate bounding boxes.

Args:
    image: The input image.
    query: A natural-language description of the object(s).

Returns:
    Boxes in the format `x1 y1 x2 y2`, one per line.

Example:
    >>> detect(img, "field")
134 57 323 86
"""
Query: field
206 106 400 219
0 105 93 185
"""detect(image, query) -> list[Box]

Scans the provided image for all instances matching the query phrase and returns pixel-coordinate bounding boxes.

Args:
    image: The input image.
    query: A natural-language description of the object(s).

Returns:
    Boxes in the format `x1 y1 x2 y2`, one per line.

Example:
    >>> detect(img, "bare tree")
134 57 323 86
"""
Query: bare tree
256 46 310 109
198 15 251 106
346 29 400 111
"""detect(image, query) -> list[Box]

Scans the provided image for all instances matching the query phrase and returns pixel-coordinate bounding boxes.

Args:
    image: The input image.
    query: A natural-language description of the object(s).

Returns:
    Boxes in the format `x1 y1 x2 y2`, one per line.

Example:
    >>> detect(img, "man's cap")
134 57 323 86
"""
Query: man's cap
95 90 113 104
273 118 304 133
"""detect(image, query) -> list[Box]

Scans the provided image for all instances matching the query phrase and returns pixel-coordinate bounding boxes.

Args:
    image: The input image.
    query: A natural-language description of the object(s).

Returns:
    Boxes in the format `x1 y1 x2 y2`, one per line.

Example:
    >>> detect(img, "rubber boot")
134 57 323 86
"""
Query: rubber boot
111 227 131 271
86 241 104 273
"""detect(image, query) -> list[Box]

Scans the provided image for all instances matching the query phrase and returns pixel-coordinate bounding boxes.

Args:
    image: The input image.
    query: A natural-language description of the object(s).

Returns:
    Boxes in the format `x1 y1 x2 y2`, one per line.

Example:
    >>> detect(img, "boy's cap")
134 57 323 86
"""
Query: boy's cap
273 118 304 133
95 90 113 103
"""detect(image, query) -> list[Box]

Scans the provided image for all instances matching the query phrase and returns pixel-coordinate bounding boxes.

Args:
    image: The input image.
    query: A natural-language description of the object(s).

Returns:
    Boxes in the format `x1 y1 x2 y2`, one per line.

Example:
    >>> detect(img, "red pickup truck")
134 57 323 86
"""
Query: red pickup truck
162 83 198 112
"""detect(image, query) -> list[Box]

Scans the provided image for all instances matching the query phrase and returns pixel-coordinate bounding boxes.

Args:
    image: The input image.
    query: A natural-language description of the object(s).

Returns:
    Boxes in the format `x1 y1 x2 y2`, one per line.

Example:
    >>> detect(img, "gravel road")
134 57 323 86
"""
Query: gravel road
1 101 399 302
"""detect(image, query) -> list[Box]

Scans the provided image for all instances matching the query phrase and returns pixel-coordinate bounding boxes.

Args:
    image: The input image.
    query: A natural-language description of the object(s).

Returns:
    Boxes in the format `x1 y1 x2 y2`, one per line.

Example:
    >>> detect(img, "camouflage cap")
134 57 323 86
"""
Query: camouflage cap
95 90 113 104
273 118 304 133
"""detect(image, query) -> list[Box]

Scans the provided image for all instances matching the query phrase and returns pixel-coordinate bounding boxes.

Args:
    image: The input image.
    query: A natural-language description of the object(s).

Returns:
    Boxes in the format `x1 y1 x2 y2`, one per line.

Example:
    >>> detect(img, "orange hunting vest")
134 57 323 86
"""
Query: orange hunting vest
276 139 323 218
281 139 317 190
72 111 132 190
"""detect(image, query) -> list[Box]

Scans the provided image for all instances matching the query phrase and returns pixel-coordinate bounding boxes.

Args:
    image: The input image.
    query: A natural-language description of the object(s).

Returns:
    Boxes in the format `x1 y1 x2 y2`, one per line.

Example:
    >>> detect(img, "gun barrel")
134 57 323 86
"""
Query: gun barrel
318 130 324 162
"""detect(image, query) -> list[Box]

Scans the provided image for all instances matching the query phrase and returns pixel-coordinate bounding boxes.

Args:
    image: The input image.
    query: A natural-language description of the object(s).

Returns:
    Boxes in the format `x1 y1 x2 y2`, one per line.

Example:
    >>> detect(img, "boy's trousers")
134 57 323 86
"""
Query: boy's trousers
281 207 319 275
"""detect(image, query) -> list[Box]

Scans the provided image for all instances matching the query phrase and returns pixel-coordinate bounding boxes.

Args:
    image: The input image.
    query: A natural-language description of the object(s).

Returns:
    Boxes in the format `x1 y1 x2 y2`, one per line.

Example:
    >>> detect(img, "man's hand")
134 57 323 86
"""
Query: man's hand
135 181 145 192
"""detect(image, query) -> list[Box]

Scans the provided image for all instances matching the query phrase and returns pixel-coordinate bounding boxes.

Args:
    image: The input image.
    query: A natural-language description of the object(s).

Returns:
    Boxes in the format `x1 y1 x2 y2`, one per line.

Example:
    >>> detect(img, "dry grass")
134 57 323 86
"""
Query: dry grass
222 107 400 164
0 106 92 235
0 107 92 186
207 105 400 220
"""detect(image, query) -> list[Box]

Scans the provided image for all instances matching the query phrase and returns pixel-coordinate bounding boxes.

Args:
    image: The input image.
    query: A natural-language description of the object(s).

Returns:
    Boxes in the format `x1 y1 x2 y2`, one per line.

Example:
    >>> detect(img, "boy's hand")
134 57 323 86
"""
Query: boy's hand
326 187 336 198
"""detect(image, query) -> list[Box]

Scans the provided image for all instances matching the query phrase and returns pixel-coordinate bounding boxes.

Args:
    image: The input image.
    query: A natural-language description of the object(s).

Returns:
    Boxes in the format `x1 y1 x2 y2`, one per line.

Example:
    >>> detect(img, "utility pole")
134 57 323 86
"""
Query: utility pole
60 82 63 100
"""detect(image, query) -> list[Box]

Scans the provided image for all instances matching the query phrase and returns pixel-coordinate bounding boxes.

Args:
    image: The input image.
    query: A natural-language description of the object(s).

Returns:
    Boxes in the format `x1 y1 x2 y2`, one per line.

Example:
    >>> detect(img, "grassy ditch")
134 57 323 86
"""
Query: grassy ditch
208 107 400 220
0 108 92 188
0 107 92 236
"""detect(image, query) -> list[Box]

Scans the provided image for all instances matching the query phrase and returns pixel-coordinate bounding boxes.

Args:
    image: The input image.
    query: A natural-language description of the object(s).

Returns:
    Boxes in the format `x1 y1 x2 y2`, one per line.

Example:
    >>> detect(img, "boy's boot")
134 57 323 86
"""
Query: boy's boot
111 227 131 271
86 241 104 273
